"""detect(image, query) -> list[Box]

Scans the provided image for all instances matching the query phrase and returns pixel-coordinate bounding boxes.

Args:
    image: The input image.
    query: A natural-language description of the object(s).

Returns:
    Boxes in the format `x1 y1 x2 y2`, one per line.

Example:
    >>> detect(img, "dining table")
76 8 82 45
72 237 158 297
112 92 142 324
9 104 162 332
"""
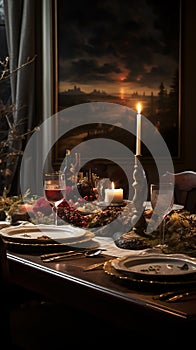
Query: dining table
4 227 196 345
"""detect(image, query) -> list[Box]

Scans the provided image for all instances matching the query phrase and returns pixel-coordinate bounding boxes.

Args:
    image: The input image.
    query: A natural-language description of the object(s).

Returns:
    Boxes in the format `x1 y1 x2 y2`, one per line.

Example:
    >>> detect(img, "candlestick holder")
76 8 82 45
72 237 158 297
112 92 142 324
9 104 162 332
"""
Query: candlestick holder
131 155 147 234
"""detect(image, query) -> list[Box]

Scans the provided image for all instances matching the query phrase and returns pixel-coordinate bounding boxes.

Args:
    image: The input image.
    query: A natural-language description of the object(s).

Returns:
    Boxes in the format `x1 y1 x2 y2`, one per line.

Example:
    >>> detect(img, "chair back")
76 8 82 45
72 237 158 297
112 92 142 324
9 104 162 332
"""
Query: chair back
161 171 196 213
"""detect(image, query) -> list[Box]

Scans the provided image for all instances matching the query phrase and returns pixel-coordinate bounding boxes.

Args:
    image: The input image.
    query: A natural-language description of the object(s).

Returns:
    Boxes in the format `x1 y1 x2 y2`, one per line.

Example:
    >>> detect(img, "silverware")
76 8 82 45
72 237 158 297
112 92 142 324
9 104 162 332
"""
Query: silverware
84 261 106 271
41 248 106 259
153 288 196 302
41 250 76 259
166 291 196 302
41 251 84 262
153 290 180 301
41 248 105 262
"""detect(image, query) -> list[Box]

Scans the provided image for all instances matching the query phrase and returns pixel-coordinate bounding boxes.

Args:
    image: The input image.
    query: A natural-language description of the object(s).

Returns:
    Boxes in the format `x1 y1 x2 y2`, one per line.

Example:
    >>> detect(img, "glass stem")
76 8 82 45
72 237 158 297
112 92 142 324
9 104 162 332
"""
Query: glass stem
161 217 166 245
53 206 58 225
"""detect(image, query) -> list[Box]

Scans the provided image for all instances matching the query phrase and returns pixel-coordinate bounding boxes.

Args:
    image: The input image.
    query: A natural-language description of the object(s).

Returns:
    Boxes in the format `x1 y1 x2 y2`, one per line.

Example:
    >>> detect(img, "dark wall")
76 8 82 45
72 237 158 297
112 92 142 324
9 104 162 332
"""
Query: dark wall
141 0 196 187
180 0 196 171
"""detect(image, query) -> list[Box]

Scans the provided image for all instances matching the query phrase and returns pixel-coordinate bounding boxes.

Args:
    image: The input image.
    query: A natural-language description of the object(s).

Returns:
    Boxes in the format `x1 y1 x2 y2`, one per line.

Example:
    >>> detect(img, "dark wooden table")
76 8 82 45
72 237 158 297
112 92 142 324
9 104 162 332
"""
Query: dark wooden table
6 246 196 344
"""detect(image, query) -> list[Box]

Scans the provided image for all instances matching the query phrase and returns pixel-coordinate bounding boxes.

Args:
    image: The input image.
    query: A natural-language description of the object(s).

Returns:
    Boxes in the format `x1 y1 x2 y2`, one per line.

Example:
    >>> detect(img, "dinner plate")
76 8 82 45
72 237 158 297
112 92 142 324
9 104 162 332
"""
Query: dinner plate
3 230 97 253
104 260 196 289
111 254 196 281
0 223 92 244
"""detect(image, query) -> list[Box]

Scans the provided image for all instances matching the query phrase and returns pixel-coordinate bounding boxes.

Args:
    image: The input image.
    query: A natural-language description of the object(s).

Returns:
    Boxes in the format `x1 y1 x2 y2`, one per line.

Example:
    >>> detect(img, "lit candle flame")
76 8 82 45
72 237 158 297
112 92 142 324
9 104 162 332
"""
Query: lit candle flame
136 102 142 114
111 182 115 190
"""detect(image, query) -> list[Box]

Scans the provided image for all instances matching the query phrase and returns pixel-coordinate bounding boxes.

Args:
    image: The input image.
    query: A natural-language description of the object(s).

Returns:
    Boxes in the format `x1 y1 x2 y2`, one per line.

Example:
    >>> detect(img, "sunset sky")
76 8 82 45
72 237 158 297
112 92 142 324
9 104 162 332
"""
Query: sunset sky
57 0 180 96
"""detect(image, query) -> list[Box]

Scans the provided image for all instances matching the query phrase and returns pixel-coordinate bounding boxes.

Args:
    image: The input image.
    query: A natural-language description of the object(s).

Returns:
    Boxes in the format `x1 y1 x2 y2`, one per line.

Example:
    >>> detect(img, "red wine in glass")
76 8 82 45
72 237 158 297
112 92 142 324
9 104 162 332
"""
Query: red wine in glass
44 173 66 225
45 189 66 204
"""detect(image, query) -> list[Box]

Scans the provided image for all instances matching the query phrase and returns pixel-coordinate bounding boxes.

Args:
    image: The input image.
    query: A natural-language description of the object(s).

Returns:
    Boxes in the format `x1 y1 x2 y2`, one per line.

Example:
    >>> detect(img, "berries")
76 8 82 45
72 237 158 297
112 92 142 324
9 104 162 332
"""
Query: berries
57 200 88 227
57 199 70 208
54 180 98 227
81 221 88 227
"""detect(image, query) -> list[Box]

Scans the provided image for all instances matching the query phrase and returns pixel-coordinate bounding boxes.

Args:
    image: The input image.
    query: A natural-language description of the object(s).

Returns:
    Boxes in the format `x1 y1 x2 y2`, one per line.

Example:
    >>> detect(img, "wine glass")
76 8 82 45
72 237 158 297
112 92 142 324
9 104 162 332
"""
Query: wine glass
44 172 66 225
150 183 174 249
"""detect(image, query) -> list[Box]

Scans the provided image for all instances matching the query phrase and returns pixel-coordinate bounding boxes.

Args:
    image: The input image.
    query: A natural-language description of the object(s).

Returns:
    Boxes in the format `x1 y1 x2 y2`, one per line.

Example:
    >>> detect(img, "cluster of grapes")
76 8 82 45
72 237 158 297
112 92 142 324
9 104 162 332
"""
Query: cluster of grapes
57 197 124 228
56 179 126 228
57 199 89 227
56 179 99 227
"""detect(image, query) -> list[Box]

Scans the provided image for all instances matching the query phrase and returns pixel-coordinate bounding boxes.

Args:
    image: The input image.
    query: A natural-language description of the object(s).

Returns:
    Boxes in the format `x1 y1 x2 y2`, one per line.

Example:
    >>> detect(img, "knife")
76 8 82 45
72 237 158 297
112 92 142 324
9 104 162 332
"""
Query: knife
41 250 77 259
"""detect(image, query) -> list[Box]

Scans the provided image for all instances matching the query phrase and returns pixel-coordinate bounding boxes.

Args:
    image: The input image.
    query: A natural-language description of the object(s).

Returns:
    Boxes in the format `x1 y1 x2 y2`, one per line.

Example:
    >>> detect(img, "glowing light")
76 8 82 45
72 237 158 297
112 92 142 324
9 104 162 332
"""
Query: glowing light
120 88 125 100
136 102 142 114
104 181 123 203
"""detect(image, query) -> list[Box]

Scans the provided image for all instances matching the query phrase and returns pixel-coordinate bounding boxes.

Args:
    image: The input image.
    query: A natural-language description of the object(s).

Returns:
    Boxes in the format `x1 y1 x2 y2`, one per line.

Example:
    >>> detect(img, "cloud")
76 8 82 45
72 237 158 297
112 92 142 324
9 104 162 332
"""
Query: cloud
57 0 180 93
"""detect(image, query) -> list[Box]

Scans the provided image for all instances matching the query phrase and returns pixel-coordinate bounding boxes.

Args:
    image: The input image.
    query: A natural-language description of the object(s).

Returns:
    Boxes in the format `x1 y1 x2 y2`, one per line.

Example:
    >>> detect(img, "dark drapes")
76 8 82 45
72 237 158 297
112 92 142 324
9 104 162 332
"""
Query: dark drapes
3 0 42 195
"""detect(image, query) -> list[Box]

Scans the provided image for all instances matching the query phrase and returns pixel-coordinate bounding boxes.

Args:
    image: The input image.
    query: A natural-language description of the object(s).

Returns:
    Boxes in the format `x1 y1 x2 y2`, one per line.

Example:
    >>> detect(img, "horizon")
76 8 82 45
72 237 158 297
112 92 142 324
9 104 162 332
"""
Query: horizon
58 83 170 98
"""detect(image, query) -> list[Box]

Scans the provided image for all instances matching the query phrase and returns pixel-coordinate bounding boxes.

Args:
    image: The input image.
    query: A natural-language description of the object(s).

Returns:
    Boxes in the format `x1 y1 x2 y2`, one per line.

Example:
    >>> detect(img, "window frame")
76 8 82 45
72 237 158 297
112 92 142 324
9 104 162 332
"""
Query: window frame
43 0 183 170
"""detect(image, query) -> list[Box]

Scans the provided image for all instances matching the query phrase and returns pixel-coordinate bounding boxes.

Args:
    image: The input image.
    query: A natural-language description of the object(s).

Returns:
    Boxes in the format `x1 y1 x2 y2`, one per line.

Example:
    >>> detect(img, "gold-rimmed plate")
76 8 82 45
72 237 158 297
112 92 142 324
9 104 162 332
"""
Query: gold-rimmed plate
3 230 97 253
0 224 92 244
104 260 196 290
111 254 196 281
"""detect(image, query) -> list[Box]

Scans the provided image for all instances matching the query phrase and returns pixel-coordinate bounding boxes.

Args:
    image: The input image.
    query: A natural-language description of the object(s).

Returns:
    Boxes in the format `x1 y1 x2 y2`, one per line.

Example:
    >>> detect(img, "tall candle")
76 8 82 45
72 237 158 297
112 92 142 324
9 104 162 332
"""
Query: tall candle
136 103 142 156
104 182 123 203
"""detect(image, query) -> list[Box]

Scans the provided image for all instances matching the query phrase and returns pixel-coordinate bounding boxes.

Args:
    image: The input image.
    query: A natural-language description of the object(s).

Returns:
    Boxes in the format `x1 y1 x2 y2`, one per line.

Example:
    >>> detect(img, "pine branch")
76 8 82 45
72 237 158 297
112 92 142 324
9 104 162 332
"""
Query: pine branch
0 55 37 82
0 55 39 196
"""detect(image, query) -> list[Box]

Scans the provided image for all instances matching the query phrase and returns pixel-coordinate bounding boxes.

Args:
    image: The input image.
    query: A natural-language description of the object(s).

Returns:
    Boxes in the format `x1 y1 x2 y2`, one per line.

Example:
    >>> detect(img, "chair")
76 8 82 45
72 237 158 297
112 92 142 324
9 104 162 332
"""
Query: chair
161 171 196 213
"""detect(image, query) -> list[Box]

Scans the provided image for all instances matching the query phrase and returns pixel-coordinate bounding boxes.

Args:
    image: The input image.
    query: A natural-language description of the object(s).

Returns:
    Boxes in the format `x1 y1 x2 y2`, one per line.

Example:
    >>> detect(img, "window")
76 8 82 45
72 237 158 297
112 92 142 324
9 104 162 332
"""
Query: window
53 0 181 164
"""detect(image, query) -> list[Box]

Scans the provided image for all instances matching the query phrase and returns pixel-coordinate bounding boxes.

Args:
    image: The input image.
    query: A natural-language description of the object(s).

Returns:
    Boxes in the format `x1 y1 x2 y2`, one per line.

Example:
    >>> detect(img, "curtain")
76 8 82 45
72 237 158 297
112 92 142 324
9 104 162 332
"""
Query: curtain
3 0 42 195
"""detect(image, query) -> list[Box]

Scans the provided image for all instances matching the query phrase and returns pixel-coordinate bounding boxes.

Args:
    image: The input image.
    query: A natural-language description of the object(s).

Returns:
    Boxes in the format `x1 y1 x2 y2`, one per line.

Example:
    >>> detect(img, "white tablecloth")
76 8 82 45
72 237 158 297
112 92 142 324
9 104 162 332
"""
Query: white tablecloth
93 236 146 258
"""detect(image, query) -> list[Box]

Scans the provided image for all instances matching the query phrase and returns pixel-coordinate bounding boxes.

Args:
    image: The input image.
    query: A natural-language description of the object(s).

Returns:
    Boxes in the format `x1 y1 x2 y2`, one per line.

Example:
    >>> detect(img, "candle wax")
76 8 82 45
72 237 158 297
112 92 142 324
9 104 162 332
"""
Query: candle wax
105 188 123 203
136 112 141 156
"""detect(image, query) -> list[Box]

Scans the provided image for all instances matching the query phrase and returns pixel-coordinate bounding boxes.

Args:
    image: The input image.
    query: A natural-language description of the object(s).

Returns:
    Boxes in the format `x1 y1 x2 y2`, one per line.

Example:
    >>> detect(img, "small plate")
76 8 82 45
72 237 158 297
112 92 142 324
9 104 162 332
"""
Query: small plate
111 254 196 281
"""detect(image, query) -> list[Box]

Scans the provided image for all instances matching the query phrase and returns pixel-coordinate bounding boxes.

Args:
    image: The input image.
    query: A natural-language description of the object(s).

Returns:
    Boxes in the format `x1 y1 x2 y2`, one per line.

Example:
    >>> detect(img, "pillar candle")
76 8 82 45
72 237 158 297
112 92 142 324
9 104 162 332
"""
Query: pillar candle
136 103 142 156
104 182 123 203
